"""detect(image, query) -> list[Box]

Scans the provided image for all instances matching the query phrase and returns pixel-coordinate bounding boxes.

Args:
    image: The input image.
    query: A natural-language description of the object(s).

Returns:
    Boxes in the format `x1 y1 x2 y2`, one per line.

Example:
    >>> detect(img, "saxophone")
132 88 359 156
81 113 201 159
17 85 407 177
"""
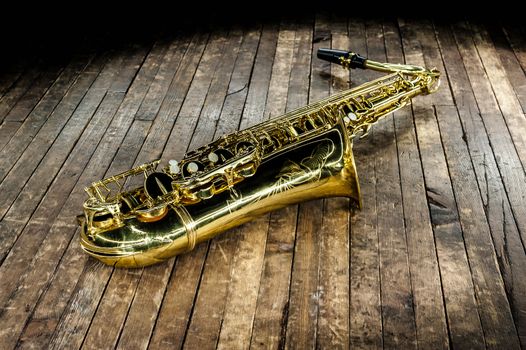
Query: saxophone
77 49 440 268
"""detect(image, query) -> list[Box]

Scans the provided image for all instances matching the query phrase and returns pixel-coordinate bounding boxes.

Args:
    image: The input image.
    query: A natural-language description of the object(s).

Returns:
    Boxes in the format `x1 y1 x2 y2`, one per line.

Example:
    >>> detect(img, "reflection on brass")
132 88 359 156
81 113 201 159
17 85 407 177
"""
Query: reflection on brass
77 48 440 268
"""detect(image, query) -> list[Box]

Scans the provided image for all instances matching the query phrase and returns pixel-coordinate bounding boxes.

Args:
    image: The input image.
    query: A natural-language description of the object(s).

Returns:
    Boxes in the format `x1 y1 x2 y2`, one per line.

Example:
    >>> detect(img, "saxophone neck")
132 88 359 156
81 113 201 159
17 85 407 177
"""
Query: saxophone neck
317 48 440 93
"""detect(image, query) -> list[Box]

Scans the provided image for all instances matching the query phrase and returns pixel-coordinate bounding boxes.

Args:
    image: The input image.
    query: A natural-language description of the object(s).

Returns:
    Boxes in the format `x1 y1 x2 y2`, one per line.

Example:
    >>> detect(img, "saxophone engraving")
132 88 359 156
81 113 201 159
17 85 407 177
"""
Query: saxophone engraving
77 49 440 268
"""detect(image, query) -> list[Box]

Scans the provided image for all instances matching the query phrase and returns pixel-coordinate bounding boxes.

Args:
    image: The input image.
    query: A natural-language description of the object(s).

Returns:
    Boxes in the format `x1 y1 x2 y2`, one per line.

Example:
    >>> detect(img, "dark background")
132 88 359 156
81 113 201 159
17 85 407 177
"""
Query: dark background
2 3 518 66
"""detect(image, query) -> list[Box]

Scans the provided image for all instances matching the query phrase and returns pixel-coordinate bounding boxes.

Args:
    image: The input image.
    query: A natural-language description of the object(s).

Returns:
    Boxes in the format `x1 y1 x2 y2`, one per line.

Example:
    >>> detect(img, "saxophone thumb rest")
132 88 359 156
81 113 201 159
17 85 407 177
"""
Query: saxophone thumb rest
78 48 440 268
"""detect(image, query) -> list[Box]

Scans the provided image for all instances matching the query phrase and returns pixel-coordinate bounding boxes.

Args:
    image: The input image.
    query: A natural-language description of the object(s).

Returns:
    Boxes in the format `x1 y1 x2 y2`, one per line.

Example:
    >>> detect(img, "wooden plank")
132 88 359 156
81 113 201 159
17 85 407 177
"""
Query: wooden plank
44 49 169 349
118 28 254 350
411 28 522 348
135 35 187 121
0 47 149 349
175 26 263 350
115 29 231 350
0 87 122 307
0 57 89 176
0 65 63 147
104 34 201 350
77 120 164 350
435 104 520 349
247 20 298 350
14 33 203 349
468 23 526 173
190 26 268 349
502 24 526 71
0 66 40 123
280 13 330 350
0 121 21 149
399 19 486 350
79 38 199 350
436 21 526 347
4 66 66 122
218 22 308 350
85 31 223 350
487 24 526 113
46 33 216 350
348 18 383 350
13 40 172 350
192 22 277 350
472 23 526 347
466 23 526 248
0 61 27 99
0 54 103 264
11 92 124 350
314 15 350 349
365 19 418 349
384 20 449 350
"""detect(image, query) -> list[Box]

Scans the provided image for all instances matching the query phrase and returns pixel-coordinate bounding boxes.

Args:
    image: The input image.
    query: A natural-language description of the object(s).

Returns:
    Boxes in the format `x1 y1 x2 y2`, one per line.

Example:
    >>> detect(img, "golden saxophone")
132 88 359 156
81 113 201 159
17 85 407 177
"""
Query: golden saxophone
77 49 440 268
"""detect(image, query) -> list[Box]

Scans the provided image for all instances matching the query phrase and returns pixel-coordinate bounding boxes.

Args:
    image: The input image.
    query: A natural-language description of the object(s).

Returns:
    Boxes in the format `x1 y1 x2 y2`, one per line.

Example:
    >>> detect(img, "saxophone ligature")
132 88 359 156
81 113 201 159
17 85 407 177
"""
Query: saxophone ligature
77 48 440 268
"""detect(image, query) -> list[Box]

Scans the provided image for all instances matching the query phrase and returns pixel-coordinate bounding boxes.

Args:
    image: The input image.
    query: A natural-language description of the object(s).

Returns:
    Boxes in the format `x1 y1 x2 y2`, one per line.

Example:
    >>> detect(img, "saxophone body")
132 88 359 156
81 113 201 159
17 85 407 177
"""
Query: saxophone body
78 49 440 268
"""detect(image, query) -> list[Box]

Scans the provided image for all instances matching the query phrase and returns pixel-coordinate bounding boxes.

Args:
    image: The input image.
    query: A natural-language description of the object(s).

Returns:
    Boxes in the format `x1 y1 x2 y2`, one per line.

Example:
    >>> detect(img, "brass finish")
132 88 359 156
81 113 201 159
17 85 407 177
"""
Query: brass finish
78 49 440 268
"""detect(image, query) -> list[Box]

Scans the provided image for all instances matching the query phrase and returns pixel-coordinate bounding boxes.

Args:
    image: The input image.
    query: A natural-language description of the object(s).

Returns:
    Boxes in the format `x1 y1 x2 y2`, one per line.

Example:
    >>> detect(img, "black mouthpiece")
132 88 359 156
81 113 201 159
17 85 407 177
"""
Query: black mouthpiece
317 48 367 69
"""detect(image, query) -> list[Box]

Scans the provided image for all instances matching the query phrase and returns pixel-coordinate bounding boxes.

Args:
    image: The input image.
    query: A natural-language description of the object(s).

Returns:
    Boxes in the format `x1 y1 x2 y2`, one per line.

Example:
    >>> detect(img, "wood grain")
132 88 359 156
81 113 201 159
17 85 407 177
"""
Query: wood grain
0 17 524 350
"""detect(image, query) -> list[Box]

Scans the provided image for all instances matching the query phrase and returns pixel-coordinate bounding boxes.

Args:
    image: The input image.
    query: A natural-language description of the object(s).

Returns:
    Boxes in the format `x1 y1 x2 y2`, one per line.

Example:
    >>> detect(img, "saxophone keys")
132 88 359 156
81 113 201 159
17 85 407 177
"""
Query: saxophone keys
208 152 219 163
359 125 372 139
168 159 180 174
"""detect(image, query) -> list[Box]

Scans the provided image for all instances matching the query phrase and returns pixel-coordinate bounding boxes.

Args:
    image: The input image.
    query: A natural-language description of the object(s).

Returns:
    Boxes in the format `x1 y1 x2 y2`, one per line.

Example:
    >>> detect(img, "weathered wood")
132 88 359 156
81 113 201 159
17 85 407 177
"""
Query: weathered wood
138 31 248 349
468 24 526 174
0 56 91 194
400 19 487 350
216 21 292 349
11 91 127 349
0 53 107 266
502 24 526 71
1 18 525 350
487 24 526 113
109 36 207 350
248 20 298 350
179 27 263 350
366 19 419 350
121 27 253 350
134 35 189 122
67 30 230 348
384 20 449 350
0 121 21 150
0 45 154 349
0 66 40 123
314 15 351 349
0 62 27 100
93 33 209 350
436 21 526 347
120 29 235 350
0 67 63 150
462 22 526 249
29 40 179 349
436 104 520 349
245 19 312 350
0 87 121 308
348 18 383 350
82 31 231 350
281 15 326 349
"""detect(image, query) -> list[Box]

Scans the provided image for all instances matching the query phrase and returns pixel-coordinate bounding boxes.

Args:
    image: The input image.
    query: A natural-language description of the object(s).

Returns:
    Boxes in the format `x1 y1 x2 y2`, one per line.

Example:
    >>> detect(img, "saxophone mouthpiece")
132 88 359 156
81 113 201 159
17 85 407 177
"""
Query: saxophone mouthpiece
317 48 367 69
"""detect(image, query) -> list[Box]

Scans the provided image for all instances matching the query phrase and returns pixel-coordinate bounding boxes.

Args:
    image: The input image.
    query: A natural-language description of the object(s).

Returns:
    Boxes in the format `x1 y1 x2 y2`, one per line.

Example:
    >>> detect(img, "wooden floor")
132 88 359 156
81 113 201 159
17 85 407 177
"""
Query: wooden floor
0 16 525 349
